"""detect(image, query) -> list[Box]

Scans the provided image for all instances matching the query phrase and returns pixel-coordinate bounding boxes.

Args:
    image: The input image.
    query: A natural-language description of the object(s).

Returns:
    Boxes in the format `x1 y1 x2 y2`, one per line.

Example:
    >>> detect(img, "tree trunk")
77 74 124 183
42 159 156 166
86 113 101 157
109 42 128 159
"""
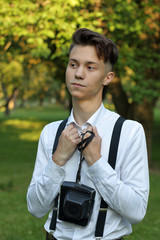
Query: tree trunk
4 88 19 115
128 101 154 167
108 78 130 118
109 79 154 166
5 102 10 115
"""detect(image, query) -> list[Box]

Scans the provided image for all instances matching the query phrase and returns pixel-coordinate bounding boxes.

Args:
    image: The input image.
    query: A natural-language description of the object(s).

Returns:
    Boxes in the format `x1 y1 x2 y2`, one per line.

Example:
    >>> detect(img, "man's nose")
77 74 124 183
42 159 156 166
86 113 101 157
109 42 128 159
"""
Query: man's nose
75 66 85 79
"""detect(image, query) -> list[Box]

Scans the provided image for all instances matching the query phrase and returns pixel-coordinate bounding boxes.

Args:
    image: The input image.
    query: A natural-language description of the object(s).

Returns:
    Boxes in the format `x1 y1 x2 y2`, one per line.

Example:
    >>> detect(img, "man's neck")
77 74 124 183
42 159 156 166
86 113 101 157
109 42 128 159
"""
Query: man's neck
72 99 102 126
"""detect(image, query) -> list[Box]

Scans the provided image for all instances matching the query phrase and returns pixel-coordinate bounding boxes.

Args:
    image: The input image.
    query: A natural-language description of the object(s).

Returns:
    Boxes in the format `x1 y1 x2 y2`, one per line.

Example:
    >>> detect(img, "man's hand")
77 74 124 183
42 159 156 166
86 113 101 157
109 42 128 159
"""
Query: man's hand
52 124 81 166
82 126 102 166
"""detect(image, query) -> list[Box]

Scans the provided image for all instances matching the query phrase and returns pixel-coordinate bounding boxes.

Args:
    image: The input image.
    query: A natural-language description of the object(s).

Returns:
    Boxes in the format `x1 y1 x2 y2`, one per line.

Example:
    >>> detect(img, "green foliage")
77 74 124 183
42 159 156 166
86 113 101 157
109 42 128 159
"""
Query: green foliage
100 0 160 103
0 0 103 107
0 0 159 107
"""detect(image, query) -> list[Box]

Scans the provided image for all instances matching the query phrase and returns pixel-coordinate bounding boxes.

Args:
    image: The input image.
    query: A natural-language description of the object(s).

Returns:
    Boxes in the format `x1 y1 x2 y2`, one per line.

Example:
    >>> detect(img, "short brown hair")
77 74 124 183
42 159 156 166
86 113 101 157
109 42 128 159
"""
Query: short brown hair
69 28 118 70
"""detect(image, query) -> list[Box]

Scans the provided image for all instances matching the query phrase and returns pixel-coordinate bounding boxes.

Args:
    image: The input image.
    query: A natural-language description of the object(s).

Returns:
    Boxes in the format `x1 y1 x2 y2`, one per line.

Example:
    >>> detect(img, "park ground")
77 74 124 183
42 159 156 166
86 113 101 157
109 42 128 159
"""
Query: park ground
0 104 160 240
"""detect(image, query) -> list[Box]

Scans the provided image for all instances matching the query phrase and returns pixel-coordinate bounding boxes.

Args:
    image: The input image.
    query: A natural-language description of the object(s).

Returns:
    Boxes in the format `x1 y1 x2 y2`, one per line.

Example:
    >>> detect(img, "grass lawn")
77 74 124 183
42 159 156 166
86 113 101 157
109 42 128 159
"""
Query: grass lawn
0 105 159 240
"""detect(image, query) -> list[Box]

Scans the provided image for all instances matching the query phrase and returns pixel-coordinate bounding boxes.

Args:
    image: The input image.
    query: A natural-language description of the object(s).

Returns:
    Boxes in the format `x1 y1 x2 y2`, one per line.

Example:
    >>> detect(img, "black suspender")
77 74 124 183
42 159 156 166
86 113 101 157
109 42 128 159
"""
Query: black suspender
52 118 68 155
50 116 125 237
49 118 68 231
95 116 125 237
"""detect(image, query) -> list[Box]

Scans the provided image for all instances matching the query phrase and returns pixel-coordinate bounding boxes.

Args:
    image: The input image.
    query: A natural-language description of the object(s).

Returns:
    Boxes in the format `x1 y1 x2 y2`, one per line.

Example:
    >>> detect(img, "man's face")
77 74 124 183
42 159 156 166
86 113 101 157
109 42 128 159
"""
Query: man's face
65 45 109 101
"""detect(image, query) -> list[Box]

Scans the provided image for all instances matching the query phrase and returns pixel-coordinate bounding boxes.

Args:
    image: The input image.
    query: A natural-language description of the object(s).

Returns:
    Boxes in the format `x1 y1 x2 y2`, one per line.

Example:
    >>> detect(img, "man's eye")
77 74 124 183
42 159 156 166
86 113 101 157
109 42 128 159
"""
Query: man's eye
88 66 95 70
70 63 77 68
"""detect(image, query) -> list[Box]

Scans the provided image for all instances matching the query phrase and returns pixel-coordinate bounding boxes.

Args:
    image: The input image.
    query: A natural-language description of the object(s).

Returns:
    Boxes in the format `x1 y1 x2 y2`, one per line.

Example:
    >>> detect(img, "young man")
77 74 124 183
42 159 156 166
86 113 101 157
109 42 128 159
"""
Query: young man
27 28 149 240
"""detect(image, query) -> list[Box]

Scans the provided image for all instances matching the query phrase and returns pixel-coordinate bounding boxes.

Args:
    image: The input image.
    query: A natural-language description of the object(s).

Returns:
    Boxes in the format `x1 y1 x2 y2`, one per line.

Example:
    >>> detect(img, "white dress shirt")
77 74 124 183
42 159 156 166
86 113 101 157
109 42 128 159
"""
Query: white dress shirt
27 104 149 240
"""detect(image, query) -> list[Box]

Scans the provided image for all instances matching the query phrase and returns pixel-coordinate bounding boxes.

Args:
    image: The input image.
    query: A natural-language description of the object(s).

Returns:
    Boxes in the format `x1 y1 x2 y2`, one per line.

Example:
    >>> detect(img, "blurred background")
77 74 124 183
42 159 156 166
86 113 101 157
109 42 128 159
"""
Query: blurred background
0 0 159 239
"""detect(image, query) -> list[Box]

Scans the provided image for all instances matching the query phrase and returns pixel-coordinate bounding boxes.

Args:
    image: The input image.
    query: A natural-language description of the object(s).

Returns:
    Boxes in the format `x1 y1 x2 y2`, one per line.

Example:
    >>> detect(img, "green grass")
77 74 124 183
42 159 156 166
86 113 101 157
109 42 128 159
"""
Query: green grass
151 107 160 168
0 105 159 240
0 105 69 240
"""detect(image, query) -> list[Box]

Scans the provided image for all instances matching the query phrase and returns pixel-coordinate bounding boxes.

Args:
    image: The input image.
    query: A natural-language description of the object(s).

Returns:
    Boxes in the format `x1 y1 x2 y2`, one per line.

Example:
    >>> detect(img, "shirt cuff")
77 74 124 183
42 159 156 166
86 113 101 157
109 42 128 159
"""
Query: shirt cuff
43 158 65 184
87 157 119 197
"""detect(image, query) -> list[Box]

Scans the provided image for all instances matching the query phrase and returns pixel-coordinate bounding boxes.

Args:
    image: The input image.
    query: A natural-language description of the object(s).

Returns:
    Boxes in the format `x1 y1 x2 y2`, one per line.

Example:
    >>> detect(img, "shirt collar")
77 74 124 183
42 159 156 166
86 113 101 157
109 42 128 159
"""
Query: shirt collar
67 103 106 130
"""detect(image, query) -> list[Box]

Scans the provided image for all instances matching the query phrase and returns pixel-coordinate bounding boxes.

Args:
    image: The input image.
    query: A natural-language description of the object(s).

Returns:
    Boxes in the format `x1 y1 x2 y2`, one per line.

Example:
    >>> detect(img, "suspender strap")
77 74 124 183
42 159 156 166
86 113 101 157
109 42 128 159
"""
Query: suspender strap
52 118 68 155
49 194 59 231
95 116 125 237
50 118 68 231
108 116 126 169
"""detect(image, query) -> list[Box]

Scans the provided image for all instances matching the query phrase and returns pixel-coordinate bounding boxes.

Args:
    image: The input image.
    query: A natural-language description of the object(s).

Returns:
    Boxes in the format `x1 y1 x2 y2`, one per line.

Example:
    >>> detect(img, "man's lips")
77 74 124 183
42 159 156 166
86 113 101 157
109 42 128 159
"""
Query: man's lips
71 83 85 87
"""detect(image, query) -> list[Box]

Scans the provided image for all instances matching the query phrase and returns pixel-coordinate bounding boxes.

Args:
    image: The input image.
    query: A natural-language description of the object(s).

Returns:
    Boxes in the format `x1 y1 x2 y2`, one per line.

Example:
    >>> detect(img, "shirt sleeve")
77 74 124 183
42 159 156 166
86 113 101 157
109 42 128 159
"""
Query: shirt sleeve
87 121 149 224
26 123 65 218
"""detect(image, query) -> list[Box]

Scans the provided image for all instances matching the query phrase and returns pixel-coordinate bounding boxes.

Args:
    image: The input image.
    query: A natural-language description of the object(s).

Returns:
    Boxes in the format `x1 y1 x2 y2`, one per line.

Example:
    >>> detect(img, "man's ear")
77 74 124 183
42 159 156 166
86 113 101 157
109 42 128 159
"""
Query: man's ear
103 72 114 86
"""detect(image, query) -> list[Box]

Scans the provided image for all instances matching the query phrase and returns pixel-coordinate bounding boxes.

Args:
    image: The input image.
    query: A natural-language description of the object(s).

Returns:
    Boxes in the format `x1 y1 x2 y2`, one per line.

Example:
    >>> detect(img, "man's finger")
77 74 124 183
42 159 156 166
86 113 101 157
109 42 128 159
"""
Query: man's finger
93 126 99 135
82 128 87 134
67 123 76 131
87 125 93 132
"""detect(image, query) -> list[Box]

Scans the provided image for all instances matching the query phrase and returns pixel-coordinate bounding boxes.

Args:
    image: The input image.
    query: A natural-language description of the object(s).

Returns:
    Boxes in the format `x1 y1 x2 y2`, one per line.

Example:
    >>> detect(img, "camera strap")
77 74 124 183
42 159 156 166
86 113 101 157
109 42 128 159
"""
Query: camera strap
95 116 125 237
76 130 95 183
50 118 68 231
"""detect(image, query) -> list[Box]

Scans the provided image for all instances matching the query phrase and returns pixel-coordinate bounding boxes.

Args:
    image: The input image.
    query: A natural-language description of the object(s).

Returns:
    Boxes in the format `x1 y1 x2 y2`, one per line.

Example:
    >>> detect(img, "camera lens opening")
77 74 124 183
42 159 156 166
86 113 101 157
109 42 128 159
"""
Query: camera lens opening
65 202 82 219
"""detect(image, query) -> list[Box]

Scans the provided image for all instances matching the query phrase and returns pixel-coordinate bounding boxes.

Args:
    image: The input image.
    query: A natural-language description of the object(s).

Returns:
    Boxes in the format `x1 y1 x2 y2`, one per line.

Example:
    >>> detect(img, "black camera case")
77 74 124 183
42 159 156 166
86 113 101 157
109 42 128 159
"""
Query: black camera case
58 181 96 226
